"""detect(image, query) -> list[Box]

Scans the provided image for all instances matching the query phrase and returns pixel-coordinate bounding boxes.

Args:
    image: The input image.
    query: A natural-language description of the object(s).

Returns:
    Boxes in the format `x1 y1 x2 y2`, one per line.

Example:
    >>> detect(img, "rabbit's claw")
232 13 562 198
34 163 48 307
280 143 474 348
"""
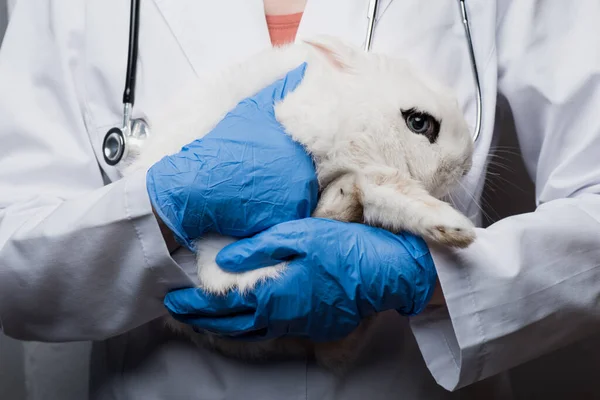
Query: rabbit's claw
423 204 476 248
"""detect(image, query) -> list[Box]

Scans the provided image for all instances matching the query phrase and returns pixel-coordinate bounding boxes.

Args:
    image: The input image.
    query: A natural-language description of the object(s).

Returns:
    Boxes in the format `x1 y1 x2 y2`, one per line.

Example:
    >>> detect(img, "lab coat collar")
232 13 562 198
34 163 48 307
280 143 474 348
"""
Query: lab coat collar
152 0 394 75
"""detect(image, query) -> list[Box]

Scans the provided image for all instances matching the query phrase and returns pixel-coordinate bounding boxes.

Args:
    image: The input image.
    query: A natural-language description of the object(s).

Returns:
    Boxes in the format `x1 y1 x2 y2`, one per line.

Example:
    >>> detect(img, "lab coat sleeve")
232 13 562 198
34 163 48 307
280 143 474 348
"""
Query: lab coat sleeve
409 1 600 391
0 0 193 341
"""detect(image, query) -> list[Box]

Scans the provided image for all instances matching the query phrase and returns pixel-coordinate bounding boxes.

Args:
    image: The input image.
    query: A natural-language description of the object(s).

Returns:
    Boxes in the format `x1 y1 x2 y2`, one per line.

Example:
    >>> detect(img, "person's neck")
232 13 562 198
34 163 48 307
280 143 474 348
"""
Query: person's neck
263 0 307 15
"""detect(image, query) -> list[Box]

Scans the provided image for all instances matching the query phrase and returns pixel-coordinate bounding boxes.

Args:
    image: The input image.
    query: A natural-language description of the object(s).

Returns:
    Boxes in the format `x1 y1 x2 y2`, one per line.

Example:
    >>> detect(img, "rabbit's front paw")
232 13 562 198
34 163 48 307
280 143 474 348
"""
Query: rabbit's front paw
422 204 476 248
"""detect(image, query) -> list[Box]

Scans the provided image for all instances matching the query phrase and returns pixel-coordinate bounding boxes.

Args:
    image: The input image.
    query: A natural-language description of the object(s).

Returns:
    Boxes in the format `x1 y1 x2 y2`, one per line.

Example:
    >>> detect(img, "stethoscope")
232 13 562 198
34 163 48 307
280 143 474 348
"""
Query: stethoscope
103 0 483 166
102 0 147 166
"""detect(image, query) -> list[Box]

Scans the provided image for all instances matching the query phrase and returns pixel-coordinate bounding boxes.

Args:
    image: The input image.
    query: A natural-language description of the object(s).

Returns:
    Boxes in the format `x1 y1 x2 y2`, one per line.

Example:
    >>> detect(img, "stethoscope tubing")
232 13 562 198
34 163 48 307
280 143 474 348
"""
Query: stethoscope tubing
458 0 482 143
123 0 141 107
364 0 482 143
102 0 141 166
104 0 483 166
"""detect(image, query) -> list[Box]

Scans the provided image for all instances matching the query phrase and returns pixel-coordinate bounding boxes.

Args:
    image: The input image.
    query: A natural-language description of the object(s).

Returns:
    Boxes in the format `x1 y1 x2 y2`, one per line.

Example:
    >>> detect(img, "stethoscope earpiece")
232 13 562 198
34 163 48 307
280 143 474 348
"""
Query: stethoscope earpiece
103 127 126 166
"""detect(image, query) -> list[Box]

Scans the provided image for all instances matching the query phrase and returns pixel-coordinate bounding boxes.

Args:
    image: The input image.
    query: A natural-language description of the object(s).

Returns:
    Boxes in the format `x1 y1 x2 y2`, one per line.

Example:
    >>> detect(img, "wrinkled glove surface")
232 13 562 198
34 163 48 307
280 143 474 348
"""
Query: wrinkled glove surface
164 218 437 342
146 63 317 250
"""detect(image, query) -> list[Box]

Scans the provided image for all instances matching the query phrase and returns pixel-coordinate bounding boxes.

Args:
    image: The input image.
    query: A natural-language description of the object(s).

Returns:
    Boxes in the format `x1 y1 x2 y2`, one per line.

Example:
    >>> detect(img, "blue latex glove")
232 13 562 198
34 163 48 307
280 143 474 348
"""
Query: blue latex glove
146 63 318 250
164 218 437 342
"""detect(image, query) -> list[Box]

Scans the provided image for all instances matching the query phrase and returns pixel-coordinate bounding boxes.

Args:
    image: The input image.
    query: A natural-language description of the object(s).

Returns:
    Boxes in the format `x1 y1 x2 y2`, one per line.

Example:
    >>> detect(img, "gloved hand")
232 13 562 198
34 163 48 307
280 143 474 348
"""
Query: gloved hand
146 63 318 251
164 218 437 342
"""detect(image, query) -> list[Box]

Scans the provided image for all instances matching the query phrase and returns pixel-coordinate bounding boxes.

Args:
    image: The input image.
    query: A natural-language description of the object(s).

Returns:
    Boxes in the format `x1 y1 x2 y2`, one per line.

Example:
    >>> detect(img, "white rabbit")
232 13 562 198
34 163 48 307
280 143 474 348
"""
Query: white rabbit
122 36 476 374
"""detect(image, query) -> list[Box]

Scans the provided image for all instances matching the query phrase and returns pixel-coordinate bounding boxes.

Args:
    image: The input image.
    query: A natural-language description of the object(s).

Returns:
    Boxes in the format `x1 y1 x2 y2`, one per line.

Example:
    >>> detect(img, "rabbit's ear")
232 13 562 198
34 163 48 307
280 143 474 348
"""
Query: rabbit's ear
303 36 359 71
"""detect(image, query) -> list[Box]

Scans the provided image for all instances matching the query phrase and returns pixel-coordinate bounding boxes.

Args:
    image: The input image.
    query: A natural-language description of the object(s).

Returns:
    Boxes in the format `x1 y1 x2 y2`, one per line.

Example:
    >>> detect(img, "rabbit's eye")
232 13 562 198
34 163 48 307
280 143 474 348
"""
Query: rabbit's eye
401 109 440 143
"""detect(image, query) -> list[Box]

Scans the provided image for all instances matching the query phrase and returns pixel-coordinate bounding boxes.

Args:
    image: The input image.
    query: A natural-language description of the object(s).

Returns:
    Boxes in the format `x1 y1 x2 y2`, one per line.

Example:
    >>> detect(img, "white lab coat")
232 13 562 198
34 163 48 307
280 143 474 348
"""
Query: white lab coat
1 0 600 398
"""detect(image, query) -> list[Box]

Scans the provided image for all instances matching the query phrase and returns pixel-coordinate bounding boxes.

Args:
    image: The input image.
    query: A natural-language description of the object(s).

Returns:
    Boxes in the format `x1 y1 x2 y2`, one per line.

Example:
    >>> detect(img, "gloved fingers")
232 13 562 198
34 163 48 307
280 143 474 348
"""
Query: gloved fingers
389 231 437 316
215 219 317 273
164 287 256 317
395 231 433 260
275 62 308 101
174 312 261 337
252 62 308 109
396 248 437 317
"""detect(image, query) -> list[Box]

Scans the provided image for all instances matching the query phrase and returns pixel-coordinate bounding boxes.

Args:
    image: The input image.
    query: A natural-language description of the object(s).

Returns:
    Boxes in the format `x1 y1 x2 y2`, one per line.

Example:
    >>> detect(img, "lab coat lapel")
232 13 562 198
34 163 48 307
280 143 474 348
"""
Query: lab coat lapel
151 0 272 75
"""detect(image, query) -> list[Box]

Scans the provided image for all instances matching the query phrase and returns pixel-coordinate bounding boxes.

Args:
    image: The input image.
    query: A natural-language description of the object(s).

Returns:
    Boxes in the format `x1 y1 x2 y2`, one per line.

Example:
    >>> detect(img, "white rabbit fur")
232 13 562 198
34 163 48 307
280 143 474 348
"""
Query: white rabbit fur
122 36 476 373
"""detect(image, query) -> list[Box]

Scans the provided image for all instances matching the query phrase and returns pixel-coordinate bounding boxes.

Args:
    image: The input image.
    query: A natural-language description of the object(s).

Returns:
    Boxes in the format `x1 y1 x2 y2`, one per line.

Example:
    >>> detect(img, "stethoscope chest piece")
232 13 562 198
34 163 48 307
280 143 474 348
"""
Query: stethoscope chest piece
102 117 150 166
103 127 126 166
103 0 481 168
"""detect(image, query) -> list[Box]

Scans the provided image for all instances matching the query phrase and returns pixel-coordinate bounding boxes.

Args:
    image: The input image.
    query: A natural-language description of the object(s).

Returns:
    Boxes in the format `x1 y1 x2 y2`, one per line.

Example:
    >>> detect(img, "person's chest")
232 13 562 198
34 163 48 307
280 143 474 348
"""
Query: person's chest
82 0 497 221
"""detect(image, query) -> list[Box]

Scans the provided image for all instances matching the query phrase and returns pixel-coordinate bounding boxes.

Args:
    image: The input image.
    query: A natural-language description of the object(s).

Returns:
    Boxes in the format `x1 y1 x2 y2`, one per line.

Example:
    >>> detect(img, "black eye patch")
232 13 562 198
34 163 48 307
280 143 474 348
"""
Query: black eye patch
401 108 441 144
